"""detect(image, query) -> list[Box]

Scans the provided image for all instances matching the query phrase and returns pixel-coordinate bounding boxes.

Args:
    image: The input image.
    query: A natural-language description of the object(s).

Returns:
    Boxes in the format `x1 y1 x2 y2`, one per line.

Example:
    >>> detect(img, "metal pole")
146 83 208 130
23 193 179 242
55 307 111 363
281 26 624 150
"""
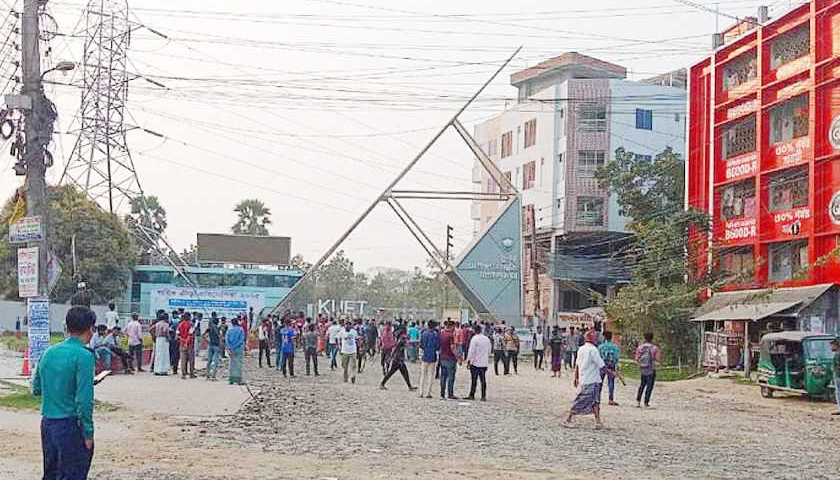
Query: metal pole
531 211 541 318
271 47 521 315
22 0 48 298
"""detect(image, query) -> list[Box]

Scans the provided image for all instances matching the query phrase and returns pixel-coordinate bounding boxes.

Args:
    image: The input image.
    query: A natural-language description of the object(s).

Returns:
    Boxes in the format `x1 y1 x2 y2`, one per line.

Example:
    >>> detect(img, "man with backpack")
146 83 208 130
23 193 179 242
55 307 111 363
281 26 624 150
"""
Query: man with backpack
635 332 660 408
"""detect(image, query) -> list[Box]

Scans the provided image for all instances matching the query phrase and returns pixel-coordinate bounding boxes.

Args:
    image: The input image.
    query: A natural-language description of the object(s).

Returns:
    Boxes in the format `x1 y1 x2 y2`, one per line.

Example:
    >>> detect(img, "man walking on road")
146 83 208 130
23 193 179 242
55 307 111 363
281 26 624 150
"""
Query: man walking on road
303 323 319 376
598 331 620 406
337 321 359 383
379 321 395 376
205 318 222 381
563 330 605 430
439 320 459 400
33 306 97 480
125 313 144 372
279 319 297 377
380 327 417 391
418 320 439 399
326 319 342 371
178 313 196 379
492 327 507 376
532 326 545 371
566 326 580 370
258 317 273 368
466 324 491 401
635 332 660 408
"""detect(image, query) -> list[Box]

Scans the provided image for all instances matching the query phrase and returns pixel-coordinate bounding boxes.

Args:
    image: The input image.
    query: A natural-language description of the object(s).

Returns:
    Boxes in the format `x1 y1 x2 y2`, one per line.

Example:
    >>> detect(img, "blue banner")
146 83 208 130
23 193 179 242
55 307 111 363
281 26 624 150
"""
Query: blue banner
449 196 522 324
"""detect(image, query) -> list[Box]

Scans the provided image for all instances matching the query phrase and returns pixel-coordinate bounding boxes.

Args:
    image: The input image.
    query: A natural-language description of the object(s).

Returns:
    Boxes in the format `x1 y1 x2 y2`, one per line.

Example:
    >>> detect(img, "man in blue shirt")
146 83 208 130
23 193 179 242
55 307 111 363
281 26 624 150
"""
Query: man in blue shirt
407 322 420 363
598 331 621 406
32 306 97 480
418 320 440 399
279 319 297 377
89 324 111 373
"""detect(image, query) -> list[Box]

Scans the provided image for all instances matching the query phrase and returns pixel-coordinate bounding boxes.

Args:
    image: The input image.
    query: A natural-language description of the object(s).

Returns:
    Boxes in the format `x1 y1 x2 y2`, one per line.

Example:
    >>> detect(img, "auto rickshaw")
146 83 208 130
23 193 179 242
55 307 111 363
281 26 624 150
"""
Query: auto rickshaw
756 331 836 399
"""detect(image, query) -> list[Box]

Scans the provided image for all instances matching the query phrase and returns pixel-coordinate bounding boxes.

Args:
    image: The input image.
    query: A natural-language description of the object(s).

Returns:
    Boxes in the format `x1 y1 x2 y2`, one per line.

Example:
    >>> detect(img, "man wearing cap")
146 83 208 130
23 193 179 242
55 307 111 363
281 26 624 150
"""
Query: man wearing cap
563 330 605 430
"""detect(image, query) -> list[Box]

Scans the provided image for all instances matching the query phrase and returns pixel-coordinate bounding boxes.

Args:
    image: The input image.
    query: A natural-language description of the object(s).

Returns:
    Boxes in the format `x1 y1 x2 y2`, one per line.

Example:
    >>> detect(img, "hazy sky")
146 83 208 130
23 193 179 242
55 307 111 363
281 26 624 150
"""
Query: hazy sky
1 0 793 272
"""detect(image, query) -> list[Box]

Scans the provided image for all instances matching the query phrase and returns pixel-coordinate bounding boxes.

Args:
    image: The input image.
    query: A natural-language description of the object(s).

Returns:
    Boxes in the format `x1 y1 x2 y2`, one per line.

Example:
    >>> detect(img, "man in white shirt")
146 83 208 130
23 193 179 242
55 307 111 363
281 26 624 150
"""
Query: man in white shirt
326 320 342 371
104 302 119 329
336 322 358 383
465 324 491 401
563 330 605 429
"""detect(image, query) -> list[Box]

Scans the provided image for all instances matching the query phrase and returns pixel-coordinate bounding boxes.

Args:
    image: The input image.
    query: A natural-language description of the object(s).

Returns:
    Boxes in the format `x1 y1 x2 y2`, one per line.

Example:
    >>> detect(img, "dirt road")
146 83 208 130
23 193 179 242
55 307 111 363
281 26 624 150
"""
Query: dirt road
1 352 837 480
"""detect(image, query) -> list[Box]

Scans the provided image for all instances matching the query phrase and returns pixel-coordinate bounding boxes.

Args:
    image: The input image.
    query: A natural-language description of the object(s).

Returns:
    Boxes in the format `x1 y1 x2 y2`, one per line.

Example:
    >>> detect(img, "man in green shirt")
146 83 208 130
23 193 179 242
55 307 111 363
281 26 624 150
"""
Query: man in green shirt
32 306 97 479
832 339 840 416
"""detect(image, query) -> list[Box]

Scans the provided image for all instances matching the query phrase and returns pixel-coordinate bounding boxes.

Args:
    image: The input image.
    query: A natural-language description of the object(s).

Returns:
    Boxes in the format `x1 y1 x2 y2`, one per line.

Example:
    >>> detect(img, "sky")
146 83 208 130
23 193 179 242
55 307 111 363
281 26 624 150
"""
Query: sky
0 0 801 273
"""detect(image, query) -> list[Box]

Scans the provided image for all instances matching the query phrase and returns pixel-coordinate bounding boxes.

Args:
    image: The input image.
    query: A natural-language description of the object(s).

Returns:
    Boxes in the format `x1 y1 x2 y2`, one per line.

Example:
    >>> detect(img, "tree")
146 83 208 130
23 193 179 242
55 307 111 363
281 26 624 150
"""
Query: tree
318 250 355 303
124 195 167 264
0 185 137 303
596 147 710 363
231 199 272 236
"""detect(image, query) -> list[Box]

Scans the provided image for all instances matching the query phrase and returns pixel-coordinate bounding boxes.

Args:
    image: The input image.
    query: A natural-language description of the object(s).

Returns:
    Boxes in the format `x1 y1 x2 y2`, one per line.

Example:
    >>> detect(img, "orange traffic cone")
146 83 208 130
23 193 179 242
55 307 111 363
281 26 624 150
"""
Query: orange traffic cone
21 346 30 377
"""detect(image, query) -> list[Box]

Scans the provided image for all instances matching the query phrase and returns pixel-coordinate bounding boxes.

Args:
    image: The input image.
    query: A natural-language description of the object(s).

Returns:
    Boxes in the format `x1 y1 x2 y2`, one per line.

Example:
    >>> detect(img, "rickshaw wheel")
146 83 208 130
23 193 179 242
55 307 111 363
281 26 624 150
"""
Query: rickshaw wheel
760 385 773 398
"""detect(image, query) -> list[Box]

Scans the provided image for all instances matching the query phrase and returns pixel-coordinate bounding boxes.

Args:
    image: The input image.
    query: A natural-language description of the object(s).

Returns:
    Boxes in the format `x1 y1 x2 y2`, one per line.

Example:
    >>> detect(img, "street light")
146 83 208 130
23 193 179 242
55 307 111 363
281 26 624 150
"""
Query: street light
40 61 75 79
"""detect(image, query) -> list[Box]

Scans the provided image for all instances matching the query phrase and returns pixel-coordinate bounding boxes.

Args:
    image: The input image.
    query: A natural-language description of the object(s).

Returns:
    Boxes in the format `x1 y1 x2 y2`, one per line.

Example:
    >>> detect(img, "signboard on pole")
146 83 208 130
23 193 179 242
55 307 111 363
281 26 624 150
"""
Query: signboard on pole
447 196 523 324
17 246 38 298
9 216 43 243
27 297 50 364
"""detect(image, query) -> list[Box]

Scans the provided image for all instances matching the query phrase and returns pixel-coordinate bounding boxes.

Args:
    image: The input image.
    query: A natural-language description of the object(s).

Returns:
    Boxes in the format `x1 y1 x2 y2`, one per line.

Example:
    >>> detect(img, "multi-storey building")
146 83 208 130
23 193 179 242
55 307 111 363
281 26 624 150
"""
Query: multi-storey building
471 52 686 324
688 1 840 371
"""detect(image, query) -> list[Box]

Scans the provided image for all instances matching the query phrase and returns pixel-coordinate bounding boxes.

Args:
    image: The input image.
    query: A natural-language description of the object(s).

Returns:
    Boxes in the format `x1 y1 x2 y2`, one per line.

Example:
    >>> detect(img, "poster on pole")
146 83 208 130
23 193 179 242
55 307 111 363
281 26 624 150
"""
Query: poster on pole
27 297 50 364
17 246 38 298
9 216 43 243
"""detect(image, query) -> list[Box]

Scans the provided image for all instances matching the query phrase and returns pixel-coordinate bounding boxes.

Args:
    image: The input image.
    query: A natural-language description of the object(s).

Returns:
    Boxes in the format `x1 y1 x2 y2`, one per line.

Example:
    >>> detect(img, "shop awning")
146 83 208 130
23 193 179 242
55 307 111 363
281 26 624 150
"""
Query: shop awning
690 301 801 322
690 283 835 323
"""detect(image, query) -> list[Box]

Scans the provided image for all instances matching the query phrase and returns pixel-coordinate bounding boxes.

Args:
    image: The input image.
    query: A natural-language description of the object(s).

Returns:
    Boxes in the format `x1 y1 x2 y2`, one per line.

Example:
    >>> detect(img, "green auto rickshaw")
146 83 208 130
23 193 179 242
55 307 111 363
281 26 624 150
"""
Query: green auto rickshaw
757 331 836 399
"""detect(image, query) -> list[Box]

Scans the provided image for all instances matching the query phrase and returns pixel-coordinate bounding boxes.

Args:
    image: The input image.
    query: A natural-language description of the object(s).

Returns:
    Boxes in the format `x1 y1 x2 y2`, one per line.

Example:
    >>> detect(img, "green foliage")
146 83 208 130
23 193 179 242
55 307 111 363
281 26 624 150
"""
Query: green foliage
0 185 136 303
617 359 700 382
231 199 271 236
596 147 711 364
124 195 167 264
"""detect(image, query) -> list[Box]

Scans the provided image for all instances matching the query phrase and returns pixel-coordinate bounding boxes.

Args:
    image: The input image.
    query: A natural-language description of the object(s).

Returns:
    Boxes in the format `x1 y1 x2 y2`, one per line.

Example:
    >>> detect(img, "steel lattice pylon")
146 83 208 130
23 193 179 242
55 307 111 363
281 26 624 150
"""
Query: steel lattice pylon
61 0 138 214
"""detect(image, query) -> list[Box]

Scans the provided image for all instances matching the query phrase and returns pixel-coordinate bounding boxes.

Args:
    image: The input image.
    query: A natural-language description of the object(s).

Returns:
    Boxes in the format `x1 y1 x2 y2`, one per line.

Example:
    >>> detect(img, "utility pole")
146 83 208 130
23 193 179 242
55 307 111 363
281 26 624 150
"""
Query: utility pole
530 207 541 321
22 0 48 298
444 225 454 310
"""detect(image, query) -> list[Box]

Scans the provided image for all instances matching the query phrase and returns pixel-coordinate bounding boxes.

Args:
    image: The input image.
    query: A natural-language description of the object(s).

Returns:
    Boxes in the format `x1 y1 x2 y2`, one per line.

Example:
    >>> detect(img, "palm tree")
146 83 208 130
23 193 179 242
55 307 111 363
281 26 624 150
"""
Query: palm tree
231 199 272 236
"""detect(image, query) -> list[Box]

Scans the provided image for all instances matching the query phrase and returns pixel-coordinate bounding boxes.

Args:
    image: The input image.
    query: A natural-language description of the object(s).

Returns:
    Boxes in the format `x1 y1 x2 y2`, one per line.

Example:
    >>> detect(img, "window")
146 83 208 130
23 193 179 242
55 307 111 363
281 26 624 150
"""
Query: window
487 138 499 157
674 113 681 122
720 179 756 220
720 246 754 277
722 51 757 91
576 197 604 226
768 166 808 212
577 150 606 177
579 103 607 132
722 115 756 159
635 109 653 130
770 26 810 70
522 161 536 189
770 95 808 145
561 290 582 310
559 109 565 137
501 131 513 158
524 119 537 148
769 240 808 282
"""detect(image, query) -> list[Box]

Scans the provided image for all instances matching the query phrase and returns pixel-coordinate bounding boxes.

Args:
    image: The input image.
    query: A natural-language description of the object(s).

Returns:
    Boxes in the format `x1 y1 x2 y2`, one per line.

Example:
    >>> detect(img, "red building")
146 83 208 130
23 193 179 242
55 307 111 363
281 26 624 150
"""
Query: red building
688 1 840 368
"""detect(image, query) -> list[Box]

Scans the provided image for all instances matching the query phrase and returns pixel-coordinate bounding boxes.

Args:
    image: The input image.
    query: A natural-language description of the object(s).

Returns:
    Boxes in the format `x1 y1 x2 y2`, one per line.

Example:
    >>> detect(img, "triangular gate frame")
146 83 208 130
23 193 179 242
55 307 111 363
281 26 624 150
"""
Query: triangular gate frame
272 48 522 320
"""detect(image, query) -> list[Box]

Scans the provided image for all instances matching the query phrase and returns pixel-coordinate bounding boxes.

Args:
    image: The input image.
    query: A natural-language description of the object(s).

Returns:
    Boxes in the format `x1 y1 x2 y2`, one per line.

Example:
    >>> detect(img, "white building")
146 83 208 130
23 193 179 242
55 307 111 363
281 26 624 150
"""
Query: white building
471 52 686 321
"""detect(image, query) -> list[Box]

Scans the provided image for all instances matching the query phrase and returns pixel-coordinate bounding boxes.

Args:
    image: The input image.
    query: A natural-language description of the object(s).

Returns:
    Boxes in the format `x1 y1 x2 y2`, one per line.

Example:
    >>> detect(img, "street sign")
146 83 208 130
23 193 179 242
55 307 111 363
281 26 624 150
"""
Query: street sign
17 246 38 298
9 215 43 243
27 297 50 364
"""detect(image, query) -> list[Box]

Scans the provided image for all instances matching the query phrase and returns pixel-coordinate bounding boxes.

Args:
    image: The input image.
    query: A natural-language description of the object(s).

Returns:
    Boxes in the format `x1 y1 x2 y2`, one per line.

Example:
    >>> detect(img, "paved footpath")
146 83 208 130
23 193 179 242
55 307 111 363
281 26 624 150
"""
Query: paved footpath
2 349 838 479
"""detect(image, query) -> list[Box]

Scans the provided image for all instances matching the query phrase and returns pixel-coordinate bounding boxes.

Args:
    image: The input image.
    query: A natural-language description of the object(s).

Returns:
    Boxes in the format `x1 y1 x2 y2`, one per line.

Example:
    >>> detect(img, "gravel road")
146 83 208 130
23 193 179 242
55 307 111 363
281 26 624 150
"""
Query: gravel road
3 350 838 480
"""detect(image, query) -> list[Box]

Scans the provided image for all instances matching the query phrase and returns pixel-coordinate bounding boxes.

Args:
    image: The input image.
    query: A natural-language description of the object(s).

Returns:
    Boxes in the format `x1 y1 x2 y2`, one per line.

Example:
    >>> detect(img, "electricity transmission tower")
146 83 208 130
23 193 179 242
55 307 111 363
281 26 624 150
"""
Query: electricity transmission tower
60 0 139 215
